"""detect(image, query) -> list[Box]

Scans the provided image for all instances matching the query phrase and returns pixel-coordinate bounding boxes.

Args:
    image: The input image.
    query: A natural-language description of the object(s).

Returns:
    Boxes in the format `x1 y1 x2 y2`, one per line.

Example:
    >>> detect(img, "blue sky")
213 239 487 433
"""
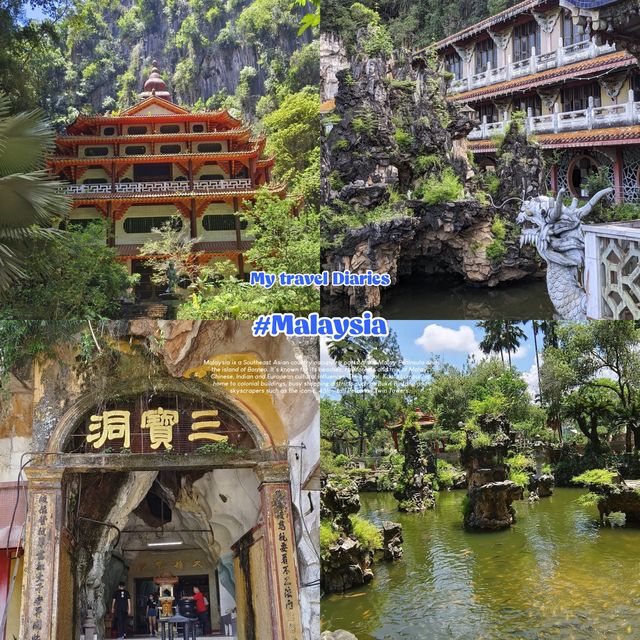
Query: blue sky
320 321 541 398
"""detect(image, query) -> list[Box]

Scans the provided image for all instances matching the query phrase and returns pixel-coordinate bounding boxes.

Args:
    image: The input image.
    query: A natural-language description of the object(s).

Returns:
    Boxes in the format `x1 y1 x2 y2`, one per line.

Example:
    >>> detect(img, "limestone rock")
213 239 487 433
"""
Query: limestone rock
322 536 374 593
322 630 359 640
381 521 403 561
465 480 524 530
321 478 361 533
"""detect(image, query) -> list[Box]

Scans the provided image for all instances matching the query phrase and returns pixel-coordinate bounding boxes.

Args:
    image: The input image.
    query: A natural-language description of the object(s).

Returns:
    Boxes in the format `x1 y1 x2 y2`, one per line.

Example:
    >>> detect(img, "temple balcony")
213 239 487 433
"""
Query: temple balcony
449 38 616 94
62 178 253 196
467 90 640 140
584 220 640 319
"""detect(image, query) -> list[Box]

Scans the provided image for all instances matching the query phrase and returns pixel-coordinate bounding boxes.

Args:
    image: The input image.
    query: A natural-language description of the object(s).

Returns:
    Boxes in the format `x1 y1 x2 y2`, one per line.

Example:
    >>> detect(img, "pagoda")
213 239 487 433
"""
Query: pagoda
49 63 284 297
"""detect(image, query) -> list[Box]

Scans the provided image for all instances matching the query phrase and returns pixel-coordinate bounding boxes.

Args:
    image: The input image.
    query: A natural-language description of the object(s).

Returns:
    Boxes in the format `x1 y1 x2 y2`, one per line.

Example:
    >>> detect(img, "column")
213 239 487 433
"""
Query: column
19 467 69 640
256 462 304 640
614 147 624 204
550 164 559 195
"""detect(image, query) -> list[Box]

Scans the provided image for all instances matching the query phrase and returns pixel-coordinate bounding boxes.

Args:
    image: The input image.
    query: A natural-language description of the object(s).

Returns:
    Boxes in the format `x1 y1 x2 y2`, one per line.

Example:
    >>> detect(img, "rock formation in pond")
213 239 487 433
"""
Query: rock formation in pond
465 477 524 529
394 423 436 512
381 521 403 561
322 535 375 593
321 39 543 313
461 416 523 529
531 474 555 498
321 477 361 533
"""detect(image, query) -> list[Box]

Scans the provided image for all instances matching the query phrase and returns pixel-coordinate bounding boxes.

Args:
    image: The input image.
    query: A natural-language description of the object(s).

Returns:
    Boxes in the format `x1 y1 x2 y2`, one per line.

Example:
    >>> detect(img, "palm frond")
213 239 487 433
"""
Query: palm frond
0 171 70 228
0 108 56 175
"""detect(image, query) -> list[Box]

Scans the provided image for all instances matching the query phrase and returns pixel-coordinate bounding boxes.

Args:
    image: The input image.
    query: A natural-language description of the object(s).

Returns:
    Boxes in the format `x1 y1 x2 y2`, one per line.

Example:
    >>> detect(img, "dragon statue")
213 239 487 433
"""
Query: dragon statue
517 186 613 320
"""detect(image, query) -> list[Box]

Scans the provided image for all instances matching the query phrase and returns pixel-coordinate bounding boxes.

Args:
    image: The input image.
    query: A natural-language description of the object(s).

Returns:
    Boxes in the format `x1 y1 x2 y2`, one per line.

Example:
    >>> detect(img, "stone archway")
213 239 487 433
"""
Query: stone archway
18 381 304 640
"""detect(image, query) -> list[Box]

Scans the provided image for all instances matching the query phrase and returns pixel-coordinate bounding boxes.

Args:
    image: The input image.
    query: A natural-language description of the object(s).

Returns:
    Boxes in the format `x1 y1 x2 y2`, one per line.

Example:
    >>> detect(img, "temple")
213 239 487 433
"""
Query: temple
434 0 640 203
49 64 285 296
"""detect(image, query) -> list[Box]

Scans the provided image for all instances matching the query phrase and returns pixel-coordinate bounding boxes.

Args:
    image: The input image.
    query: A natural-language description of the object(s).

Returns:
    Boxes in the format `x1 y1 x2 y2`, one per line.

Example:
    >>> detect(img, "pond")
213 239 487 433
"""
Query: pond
380 275 555 320
321 489 640 639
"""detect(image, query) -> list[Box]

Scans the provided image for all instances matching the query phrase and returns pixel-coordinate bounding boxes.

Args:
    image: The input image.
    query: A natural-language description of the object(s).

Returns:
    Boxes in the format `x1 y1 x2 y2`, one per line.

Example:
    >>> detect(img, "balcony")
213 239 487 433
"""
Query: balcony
449 38 616 94
584 221 640 319
467 90 640 140
62 178 253 196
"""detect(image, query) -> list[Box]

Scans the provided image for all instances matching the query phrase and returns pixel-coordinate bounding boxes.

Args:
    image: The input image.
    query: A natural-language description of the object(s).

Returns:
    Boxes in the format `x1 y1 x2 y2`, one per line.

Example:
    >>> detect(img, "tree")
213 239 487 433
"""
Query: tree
0 92 69 291
0 221 131 319
562 386 617 453
543 321 640 451
327 334 403 455
478 320 526 367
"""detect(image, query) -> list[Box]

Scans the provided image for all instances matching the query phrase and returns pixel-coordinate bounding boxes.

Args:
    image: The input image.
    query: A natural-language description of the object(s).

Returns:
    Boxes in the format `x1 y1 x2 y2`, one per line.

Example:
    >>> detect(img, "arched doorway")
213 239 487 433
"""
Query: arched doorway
18 384 304 640
568 154 600 198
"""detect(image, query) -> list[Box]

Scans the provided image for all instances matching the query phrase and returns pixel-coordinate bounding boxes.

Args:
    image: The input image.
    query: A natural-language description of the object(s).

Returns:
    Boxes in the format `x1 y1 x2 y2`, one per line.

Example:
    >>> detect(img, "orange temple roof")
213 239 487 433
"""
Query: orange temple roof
55 128 253 147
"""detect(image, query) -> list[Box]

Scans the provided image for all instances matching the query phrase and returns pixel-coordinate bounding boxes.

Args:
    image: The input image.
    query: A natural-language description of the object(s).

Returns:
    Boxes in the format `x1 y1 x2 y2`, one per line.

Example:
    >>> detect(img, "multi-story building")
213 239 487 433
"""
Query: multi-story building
435 0 640 203
49 64 284 297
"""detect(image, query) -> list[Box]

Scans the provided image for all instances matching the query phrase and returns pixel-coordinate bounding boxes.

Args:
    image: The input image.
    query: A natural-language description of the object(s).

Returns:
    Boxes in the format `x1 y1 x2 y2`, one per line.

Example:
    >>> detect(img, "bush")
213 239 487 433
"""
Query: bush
572 468 618 489
320 520 340 559
509 469 530 489
461 494 473 517
415 154 441 174
421 168 464 205
334 454 349 467
436 459 462 489
349 515 383 552
394 128 414 150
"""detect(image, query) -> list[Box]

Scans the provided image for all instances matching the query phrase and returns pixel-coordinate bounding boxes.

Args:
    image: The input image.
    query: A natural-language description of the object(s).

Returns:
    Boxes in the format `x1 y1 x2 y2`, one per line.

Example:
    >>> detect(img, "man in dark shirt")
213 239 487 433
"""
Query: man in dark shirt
111 581 131 639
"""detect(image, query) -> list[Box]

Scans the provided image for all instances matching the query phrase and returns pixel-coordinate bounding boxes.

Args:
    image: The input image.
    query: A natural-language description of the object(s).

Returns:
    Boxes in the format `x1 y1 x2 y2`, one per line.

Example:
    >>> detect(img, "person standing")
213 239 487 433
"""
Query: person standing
146 592 159 637
191 586 210 635
111 581 131 639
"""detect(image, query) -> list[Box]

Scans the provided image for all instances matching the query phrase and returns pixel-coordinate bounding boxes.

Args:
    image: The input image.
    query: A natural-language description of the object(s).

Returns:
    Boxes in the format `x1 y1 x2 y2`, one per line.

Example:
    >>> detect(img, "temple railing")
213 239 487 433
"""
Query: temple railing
584 221 640 319
467 90 640 140
449 38 616 93
63 178 253 195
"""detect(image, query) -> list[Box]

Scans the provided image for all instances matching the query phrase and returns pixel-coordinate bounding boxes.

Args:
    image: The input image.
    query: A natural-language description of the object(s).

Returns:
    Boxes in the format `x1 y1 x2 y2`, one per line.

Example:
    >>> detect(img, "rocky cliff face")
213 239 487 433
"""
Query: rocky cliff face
322 200 539 313
321 41 544 312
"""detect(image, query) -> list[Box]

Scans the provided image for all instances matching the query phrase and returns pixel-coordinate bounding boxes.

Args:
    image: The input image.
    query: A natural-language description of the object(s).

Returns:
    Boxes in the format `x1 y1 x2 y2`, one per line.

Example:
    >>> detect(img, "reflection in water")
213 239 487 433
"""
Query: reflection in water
381 275 555 320
321 490 640 639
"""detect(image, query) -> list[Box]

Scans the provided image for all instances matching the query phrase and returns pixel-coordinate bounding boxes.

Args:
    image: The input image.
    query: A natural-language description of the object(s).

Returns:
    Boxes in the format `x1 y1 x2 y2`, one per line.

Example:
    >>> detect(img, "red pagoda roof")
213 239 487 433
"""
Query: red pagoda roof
55 128 252 147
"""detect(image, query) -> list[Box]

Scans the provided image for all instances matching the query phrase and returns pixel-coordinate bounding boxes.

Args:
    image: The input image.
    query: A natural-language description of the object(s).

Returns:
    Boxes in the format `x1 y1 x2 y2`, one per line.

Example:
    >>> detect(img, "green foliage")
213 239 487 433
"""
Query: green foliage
320 520 340 558
1 222 131 319
572 469 618 489
420 168 464 205
349 515 383 552
436 459 462 489
415 154 441 174
576 491 602 508
352 109 378 137
461 494 473 517
195 441 244 455
509 469 530 489
394 128 414 150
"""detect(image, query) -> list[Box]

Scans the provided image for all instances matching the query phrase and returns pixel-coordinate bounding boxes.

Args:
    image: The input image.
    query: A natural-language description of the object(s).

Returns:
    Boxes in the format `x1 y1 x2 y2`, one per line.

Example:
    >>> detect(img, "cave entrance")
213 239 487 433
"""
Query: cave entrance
18 389 304 640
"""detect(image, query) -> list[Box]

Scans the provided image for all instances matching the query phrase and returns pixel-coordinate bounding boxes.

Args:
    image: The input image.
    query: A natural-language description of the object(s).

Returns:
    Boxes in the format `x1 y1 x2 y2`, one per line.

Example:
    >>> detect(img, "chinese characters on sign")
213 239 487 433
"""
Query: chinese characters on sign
31 493 51 640
85 407 228 452
270 487 300 637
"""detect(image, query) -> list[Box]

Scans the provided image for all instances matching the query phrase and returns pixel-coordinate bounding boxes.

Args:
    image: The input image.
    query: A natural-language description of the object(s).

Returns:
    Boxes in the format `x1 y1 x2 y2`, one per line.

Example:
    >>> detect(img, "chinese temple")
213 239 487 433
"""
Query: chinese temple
0 321 319 640
434 0 640 203
49 64 285 295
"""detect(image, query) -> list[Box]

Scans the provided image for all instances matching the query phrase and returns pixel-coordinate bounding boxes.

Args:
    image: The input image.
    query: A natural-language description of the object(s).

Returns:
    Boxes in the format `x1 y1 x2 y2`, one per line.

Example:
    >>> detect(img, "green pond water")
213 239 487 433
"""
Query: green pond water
321 489 640 640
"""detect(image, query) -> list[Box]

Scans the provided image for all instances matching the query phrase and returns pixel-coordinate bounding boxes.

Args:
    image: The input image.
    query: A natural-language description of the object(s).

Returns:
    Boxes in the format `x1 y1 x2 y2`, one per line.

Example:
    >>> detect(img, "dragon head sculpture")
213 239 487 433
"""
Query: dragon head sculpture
517 187 613 268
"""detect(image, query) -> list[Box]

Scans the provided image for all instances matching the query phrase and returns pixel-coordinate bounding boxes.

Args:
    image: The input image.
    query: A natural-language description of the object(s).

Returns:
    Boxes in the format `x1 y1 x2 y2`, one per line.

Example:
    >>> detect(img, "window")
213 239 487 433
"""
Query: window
175 176 187 181
84 147 109 157
445 52 463 80
82 178 108 184
159 144 182 154
562 82 601 111
159 124 180 133
515 94 542 117
513 21 540 62
103 127 115 136
192 124 205 133
200 173 225 181
476 103 498 123
568 155 599 196
123 216 183 234
475 39 497 74
125 145 146 155
197 142 222 152
127 126 147 134
202 215 248 231
631 73 640 95
562 11 588 46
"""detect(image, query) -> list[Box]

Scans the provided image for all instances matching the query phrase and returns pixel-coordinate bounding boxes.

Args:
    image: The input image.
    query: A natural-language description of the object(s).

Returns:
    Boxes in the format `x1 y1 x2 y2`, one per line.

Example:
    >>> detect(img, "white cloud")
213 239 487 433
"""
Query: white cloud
415 324 479 355
522 359 541 400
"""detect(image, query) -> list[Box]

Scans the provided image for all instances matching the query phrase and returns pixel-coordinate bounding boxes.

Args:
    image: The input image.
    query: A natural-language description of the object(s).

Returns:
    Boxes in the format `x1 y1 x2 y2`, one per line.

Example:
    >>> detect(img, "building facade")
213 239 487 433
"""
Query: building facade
49 65 284 296
0 321 319 640
435 0 640 203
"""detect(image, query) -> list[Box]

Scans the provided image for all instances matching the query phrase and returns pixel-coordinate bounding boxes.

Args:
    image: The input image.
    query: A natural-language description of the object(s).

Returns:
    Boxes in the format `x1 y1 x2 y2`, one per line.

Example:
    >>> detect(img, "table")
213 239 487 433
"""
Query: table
158 614 197 640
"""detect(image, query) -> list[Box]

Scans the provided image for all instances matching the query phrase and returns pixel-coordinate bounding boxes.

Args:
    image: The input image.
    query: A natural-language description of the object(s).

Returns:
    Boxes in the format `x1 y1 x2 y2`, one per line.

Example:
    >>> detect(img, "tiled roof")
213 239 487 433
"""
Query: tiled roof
450 51 635 102
468 125 640 152
433 0 547 49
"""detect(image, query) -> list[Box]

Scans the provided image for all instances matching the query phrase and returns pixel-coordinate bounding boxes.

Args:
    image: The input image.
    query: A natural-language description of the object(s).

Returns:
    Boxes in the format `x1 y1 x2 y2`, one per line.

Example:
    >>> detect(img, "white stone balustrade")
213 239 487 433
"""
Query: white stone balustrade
584 221 640 319
63 178 253 195
468 91 640 140
449 38 616 94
